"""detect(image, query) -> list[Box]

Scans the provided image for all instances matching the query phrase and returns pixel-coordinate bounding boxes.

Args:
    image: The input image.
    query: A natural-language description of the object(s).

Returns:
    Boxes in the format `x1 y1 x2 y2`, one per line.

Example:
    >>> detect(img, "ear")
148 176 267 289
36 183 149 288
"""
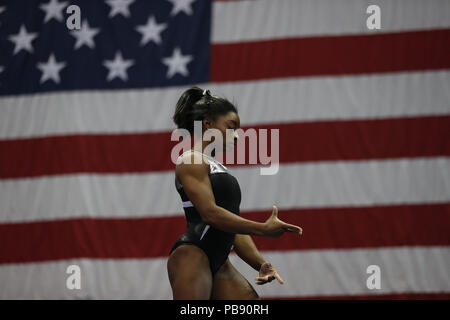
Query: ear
202 117 214 130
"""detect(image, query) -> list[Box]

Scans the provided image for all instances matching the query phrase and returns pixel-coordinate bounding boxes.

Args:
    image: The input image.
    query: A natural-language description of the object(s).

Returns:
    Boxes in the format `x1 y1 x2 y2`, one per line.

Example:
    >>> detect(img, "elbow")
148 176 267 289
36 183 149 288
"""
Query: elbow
200 204 218 226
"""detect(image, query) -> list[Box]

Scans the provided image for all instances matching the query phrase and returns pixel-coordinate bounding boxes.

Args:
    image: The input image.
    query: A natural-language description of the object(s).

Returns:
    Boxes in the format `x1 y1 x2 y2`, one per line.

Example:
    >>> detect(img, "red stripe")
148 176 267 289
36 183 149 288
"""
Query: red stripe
245 203 450 252
228 115 450 166
211 29 450 82
1 115 448 179
0 203 448 264
265 293 450 300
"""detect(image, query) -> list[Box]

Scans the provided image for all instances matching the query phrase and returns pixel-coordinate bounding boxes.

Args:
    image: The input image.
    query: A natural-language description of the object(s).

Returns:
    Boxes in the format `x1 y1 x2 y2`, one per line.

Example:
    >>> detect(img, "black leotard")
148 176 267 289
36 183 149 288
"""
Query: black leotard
169 150 242 275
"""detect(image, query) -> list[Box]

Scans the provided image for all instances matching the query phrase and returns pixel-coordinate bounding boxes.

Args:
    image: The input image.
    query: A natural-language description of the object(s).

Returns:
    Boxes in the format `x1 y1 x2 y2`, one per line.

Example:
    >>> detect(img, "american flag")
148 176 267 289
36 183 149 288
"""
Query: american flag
0 0 449 299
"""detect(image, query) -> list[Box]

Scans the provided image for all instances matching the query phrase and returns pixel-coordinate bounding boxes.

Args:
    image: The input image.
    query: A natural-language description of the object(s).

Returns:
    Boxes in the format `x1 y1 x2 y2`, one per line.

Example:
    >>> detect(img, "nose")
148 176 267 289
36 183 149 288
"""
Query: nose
233 130 239 142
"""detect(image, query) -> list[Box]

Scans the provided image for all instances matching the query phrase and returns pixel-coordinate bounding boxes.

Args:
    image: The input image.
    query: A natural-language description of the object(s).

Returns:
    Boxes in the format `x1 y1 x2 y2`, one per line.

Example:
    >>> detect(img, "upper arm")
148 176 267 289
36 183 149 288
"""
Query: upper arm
176 152 217 222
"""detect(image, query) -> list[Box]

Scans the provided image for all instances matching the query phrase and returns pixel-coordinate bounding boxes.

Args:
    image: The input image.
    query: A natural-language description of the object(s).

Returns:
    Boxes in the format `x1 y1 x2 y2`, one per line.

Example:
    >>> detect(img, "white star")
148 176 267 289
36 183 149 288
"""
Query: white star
37 54 66 84
103 51 134 81
167 0 196 16
70 20 100 49
0 66 4 74
135 16 167 46
8 25 38 55
106 0 134 18
162 47 193 78
39 0 68 23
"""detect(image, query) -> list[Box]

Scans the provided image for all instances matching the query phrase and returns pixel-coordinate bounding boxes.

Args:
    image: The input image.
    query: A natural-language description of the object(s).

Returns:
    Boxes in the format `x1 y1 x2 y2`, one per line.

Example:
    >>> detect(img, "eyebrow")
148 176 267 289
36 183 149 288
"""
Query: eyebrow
228 120 238 127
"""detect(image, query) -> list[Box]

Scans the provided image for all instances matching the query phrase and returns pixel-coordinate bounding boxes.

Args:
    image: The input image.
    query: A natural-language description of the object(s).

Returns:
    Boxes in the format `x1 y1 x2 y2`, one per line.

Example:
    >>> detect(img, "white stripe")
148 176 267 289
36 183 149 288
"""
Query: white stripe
229 247 450 298
0 157 448 223
235 157 450 212
0 86 179 140
213 0 450 43
211 71 450 127
0 247 448 299
0 257 171 300
182 201 193 208
200 225 210 240
0 71 449 139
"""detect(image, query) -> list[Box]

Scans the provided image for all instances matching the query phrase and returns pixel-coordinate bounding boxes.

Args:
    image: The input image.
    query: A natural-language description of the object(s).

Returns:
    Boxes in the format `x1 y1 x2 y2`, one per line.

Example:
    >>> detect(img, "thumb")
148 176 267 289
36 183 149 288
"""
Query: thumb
271 205 278 218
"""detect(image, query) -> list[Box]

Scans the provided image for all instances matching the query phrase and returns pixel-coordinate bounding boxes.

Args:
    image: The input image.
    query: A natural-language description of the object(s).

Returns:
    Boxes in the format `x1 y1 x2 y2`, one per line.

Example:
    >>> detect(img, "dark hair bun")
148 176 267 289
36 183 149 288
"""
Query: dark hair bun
173 86 238 134
172 86 204 131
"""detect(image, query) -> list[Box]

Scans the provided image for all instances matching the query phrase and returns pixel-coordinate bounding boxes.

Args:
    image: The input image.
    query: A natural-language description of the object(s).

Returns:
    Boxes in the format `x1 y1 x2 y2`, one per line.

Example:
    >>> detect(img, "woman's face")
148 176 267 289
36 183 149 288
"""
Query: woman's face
204 111 240 153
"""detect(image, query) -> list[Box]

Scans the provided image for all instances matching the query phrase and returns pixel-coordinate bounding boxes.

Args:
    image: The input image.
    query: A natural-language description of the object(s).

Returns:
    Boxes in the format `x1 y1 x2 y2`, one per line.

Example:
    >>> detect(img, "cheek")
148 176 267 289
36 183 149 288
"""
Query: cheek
225 131 235 142
215 128 227 142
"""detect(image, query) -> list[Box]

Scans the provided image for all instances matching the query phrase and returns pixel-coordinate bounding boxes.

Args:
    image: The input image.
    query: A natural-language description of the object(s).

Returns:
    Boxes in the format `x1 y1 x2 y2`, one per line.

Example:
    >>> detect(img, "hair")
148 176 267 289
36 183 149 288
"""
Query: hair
173 86 238 134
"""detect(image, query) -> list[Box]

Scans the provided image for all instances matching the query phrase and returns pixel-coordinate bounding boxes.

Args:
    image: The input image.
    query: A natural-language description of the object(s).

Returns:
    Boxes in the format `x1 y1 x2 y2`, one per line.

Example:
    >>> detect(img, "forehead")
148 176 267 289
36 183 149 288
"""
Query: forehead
221 111 240 125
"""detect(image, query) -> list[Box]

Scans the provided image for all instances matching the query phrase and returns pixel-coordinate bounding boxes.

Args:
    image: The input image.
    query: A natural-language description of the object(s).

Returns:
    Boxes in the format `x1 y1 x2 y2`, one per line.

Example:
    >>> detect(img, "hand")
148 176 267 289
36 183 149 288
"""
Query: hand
262 205 302 237
255 262 284 285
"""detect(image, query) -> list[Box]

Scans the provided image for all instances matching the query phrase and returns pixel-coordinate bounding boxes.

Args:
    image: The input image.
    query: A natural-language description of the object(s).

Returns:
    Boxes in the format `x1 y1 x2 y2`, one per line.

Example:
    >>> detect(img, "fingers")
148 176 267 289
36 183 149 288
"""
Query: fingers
274 273 284 284
255 275 275 285
282 223 303 234
255 275 270 282
271 206 303 235
255 274 284 285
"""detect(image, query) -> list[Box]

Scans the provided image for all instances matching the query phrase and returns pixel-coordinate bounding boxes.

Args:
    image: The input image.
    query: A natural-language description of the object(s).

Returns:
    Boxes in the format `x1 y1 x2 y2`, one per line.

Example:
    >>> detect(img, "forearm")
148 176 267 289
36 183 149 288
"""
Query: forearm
205 205 266 236
233 234 268 271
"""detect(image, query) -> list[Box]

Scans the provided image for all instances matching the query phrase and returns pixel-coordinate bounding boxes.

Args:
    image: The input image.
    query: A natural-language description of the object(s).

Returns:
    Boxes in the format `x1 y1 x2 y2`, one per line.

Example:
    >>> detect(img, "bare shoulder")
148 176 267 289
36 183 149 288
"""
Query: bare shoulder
176 151 209 179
